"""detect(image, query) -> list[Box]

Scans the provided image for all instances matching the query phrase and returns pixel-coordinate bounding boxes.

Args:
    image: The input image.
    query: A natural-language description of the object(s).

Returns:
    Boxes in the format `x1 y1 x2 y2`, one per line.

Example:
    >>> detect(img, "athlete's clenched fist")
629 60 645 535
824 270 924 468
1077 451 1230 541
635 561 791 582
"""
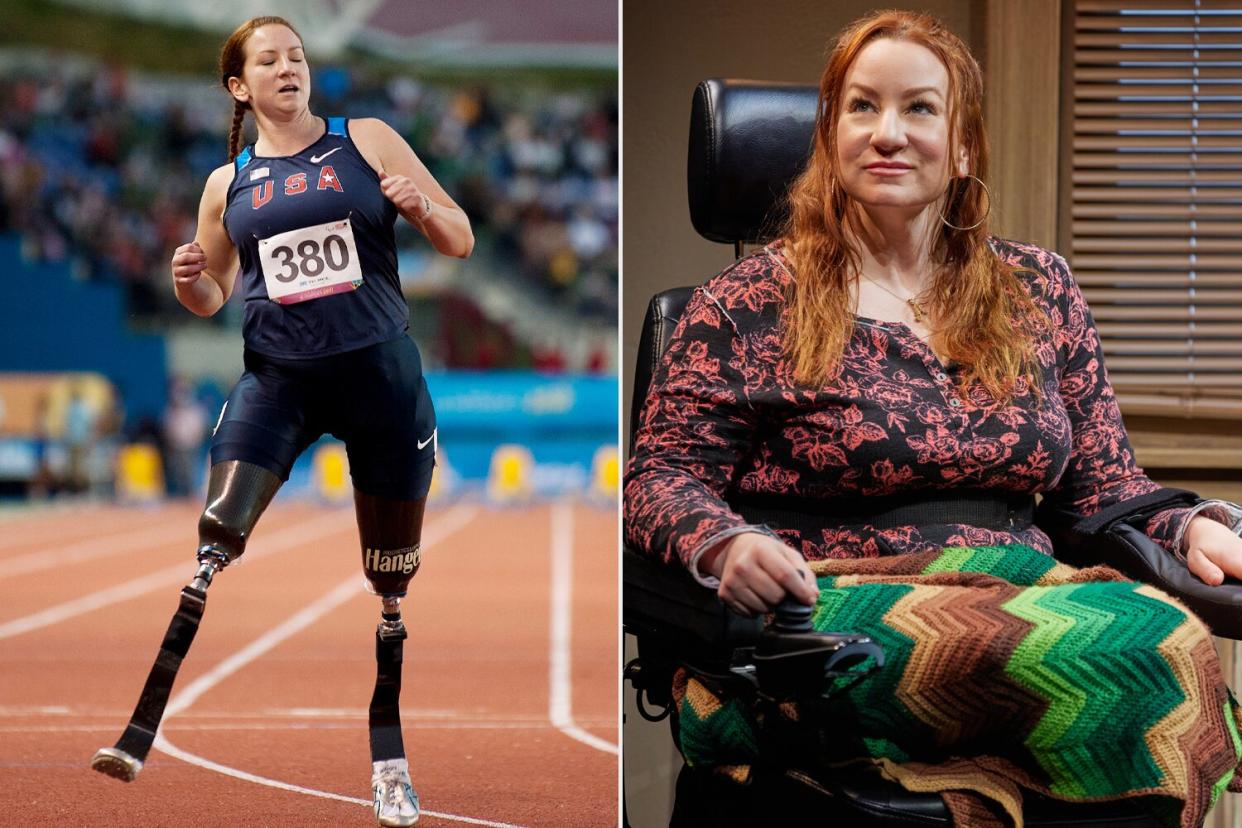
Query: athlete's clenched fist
379 172 434 221
171 241 208 286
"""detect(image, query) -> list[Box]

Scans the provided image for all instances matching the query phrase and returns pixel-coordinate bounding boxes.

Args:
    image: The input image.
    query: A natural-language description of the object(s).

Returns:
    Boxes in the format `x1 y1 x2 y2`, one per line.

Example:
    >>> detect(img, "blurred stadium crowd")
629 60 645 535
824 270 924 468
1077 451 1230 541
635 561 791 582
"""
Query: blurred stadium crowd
0 54 617 371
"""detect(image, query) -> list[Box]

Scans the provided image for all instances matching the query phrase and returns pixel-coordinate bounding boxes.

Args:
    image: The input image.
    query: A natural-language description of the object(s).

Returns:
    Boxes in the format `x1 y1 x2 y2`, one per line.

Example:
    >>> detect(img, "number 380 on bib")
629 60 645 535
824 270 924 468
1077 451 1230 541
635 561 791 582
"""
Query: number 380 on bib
258 217 365 305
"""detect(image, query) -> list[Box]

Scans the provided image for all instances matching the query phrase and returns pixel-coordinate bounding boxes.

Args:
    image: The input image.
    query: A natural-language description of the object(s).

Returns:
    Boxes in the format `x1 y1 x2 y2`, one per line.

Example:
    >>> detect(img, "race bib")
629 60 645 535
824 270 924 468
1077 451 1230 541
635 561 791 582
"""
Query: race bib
258 218 364 304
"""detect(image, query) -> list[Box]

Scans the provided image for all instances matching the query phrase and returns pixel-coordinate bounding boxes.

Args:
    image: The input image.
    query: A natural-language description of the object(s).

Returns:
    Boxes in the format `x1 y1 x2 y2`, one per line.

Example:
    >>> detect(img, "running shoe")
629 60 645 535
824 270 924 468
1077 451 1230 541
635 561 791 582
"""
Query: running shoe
372 758 420 827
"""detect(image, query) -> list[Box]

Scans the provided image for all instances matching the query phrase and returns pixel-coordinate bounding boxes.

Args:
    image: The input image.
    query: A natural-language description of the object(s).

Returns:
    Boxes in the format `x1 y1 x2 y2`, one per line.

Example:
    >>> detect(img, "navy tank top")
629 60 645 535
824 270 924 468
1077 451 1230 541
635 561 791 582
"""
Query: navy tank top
223 117 408 358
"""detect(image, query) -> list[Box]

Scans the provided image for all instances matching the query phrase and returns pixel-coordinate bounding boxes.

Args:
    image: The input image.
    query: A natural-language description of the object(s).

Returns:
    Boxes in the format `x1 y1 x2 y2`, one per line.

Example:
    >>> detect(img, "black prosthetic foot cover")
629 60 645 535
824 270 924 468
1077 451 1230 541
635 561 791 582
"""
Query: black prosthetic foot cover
91 585 207 781
369 616 408 762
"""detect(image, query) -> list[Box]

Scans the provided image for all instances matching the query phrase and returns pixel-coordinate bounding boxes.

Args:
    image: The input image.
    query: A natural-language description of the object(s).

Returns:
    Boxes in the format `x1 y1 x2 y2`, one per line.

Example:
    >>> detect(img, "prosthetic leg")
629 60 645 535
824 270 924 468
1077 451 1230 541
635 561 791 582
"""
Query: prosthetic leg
355 490 427 828
90 461 281 781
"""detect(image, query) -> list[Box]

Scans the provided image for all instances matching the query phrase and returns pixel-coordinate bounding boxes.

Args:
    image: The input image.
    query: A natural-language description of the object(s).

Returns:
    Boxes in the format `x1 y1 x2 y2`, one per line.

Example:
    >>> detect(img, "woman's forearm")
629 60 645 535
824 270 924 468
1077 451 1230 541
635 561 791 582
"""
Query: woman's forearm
175 273 226 317
407 202 474 259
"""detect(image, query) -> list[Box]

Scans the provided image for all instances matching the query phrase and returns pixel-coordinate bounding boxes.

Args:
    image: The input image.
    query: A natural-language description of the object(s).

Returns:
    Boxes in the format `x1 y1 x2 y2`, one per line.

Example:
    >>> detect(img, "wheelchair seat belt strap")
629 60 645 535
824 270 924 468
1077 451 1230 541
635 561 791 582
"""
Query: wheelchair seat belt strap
733 491 1035 536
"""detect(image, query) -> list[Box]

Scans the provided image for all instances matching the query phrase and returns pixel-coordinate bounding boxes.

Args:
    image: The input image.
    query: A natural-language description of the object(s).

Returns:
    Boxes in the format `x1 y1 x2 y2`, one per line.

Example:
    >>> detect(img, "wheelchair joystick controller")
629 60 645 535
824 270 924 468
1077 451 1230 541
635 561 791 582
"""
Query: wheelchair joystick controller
772 597 814 633
752 596 885 700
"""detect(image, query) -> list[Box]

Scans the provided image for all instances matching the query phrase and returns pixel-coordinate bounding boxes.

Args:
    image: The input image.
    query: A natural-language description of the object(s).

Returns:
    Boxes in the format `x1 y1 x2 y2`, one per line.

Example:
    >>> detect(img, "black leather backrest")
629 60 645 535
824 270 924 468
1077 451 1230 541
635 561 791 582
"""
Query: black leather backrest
632 80 816 449
687 79 819 244
629 286 695 452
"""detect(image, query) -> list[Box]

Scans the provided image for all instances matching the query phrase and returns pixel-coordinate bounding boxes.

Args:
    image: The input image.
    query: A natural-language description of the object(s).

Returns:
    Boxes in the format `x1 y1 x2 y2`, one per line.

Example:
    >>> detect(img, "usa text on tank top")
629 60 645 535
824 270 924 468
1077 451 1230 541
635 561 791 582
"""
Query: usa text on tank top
223 116 408 359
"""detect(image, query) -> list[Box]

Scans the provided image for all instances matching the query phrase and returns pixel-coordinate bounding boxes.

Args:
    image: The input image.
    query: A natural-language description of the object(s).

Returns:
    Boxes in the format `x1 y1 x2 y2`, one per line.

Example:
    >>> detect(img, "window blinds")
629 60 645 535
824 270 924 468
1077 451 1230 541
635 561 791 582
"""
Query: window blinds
1069 0 1242 417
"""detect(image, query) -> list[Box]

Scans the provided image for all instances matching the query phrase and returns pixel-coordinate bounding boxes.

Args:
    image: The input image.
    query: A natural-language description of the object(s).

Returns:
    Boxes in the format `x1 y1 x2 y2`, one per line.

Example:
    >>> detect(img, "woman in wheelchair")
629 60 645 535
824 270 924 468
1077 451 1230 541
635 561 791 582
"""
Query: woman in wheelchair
624 9 1242 827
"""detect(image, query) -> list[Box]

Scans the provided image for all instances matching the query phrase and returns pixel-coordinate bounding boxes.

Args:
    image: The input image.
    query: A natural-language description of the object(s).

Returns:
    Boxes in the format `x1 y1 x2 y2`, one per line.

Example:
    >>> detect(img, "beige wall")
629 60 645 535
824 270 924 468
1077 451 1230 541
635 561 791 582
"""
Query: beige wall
622 3 986 824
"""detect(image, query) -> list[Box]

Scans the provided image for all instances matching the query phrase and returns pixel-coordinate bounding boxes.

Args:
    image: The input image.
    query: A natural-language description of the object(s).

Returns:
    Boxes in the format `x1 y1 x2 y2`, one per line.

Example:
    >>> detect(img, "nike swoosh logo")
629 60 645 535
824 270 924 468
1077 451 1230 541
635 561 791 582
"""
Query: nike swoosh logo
309 147 341 163
212 401 228 437
417 429 436 450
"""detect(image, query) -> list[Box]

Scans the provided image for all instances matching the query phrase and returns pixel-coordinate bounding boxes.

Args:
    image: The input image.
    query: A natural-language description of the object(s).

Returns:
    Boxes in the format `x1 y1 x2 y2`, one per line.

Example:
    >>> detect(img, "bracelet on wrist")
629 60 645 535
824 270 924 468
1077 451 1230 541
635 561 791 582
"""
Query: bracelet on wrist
416 193 434 221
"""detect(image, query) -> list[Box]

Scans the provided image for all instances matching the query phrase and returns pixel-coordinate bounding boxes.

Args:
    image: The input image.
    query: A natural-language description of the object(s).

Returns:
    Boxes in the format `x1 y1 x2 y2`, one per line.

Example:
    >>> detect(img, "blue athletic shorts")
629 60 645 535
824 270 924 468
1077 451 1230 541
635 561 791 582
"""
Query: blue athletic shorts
210 334 436 500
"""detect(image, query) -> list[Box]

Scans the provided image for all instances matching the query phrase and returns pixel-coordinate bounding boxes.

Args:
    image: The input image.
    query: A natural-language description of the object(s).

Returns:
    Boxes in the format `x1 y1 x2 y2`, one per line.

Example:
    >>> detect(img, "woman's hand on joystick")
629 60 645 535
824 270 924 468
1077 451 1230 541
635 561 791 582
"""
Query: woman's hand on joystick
700 531 819 618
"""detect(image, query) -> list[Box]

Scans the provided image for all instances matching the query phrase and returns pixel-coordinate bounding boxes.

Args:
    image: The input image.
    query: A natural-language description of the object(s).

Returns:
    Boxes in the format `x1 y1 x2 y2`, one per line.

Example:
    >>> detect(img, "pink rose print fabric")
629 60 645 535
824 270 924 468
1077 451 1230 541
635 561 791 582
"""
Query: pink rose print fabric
623 238 1200 575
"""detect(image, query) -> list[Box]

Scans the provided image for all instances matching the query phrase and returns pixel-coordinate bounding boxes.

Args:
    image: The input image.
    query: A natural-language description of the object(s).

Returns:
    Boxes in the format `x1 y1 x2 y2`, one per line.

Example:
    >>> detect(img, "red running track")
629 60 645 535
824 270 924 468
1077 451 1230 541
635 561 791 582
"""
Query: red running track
0 498 618 827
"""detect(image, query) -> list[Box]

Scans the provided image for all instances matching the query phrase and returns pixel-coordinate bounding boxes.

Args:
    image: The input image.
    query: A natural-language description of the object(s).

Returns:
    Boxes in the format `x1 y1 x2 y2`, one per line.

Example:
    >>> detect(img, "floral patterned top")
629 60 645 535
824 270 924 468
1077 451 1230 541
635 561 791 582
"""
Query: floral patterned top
624 237 1232 585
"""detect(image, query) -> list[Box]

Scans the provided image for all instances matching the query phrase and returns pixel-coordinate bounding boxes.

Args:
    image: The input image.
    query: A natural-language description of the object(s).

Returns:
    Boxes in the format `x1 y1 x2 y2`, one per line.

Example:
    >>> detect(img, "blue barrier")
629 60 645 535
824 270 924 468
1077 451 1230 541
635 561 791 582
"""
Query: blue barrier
430 372 614 429
0 235 168 421
285 371 617 495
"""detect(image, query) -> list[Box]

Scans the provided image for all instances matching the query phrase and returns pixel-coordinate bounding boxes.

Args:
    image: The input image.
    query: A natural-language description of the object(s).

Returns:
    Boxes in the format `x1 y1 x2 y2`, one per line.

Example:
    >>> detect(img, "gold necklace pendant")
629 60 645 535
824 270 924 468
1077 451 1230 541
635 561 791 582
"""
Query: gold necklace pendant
860 273 928 325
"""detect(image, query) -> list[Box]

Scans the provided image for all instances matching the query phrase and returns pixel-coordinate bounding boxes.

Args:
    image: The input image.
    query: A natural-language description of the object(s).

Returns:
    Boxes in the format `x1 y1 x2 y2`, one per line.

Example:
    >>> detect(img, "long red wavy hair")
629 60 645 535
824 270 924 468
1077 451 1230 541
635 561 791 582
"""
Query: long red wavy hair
780 9 1046 403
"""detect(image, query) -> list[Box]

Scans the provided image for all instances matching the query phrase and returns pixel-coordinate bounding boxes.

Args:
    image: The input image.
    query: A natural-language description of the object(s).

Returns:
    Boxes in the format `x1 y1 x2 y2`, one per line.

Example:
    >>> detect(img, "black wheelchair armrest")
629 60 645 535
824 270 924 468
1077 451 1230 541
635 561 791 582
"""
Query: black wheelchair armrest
623 546 762 719
623 548 884 704
623 546 762 674
1037 490 1242 639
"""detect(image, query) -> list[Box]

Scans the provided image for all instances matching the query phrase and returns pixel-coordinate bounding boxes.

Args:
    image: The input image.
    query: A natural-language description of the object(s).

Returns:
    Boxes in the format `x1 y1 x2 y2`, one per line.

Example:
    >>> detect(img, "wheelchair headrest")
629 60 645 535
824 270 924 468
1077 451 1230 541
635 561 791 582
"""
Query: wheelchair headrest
687 79 819 245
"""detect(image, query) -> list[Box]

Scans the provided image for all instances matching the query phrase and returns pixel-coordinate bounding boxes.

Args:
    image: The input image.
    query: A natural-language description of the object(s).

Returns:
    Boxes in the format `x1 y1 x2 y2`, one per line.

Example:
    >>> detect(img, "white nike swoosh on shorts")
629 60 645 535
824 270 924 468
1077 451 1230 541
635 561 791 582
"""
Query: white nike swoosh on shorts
310 147 341 163
417 429 436 450
212 401 228 437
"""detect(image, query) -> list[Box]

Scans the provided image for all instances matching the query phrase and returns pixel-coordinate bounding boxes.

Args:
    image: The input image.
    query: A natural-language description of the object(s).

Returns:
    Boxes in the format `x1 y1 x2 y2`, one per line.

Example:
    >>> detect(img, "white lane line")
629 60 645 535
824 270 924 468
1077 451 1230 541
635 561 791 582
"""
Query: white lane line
162 503 475 719
161 577 363 718
0 503 109 545
0 509 353 640
548 501 619 755
7 721 611 733
154 738 521 827
0 511 117 554
151 505 525 828
0 561 203 640
0 705 74 715
0 520 191 578
0 705 615 724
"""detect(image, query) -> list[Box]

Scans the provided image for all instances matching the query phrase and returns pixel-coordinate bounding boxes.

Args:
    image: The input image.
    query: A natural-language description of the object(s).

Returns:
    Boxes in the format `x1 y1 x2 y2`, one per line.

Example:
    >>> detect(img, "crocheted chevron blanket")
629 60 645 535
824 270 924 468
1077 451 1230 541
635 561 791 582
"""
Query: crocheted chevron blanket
673 544 1242 828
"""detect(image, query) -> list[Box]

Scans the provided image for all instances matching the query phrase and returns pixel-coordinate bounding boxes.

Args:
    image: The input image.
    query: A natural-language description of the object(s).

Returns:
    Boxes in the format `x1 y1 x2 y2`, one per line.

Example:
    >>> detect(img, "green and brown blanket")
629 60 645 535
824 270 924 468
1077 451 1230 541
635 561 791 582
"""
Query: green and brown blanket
674 544 1242 827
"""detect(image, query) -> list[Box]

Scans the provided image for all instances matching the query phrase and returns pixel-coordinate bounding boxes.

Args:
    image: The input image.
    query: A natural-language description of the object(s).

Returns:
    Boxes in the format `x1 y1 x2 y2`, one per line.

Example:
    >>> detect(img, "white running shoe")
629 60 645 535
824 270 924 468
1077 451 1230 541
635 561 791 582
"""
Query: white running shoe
372 758 420 827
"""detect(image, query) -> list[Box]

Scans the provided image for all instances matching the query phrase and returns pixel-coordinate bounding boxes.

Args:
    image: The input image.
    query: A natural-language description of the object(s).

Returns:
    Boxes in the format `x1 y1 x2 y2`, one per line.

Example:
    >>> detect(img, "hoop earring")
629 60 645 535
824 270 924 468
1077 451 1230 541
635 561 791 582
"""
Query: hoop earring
829 175 849 218
938 174 990 231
